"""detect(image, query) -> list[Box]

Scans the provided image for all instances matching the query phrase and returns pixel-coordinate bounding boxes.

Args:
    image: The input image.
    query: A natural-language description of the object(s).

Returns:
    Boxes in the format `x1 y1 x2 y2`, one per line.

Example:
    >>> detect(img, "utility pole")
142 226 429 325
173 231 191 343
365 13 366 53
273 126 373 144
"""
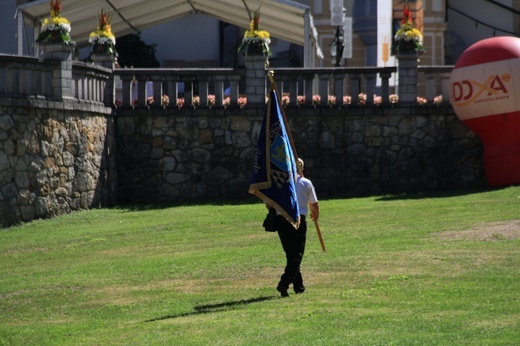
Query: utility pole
330 1 346 67
330 25 344 67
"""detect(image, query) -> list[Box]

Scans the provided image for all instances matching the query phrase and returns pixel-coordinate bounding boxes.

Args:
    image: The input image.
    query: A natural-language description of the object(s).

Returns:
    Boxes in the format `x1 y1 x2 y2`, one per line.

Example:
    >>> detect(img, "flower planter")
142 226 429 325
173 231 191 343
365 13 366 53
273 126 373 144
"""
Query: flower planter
40 42 74 60
89 8 117 69
246 43 265 56
92 53 116 69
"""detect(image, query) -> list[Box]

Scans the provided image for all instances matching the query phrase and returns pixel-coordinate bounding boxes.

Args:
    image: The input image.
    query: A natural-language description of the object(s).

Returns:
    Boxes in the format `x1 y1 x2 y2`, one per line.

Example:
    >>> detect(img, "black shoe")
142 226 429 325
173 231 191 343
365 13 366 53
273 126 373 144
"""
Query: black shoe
293 283 305 294
277 284 289 298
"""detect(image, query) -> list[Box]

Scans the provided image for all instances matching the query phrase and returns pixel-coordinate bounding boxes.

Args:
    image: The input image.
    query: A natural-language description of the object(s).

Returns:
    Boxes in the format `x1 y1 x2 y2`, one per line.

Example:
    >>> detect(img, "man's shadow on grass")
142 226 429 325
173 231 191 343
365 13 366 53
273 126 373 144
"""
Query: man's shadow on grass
145 295 277 322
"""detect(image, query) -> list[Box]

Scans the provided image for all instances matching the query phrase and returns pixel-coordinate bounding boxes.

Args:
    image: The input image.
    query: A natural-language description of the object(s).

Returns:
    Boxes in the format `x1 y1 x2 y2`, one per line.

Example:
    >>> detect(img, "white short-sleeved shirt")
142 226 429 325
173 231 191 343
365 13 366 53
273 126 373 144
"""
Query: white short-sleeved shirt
296 175 318 216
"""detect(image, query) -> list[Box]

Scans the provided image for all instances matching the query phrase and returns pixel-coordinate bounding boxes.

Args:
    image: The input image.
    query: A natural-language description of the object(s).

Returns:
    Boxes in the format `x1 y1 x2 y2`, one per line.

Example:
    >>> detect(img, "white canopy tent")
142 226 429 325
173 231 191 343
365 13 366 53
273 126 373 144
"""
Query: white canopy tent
15 0 323 67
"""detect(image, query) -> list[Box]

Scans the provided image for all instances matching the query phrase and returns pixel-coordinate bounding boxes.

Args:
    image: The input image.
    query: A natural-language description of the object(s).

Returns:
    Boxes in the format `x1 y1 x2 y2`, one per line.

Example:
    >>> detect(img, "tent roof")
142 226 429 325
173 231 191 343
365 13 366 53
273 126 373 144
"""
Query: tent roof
17 0 318 48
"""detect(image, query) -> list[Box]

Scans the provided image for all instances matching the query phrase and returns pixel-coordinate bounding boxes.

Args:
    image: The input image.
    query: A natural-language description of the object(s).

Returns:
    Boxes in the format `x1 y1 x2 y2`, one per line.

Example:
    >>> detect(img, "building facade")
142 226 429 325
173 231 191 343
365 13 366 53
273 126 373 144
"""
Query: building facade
6 1 520 68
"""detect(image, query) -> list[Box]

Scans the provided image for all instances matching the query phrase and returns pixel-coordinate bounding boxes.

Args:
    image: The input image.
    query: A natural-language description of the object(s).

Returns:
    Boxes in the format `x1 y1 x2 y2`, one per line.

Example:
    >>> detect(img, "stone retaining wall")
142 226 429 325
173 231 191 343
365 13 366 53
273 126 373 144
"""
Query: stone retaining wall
0 100 116 227
115 104 485 204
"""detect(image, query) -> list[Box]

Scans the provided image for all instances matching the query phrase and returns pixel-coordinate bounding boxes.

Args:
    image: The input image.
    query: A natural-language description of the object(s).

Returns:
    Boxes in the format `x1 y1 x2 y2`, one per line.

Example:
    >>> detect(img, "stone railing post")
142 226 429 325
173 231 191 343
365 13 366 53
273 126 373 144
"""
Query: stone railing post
397 51 418 102
40 43 75 101
244 54 267 104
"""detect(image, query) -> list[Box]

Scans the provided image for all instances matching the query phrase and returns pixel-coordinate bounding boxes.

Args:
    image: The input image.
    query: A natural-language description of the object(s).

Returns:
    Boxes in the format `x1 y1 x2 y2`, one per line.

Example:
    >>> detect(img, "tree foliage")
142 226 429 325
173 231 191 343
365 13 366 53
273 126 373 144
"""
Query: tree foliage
115 32 160 67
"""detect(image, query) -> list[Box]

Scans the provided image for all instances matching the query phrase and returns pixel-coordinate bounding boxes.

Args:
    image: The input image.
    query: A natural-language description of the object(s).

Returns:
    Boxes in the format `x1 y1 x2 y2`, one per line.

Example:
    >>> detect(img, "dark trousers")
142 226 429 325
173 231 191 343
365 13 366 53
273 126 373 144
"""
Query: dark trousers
276 215 307 292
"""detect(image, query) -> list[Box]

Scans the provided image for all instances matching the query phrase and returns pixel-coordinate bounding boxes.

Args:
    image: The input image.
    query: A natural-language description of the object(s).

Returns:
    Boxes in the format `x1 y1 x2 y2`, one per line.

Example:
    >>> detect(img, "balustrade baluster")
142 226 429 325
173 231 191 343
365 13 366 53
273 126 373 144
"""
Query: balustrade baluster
22 63 33 97
302 72 314 105
89 75 97 100
30 64 39 98
100 80 107 104
380 70 392 105
167 74 180 108
19 65 29 97
74 73 81 100
365 73 376 104
425 72 436 101
278 80 285 98
440 73 451 102
197 75 210 106
90 74 96 102
98 78 104 103
318 73 329 105
136 74 148 106
41 67 52 99
214 75 225 105
97 74 102 102
6 62 17 96
228 75 240 104
283 72 295 99
183 77 195 106
349 73 361 103
333 71 345 106
81 74 87 102
14 61 24 97
119 73 133 107
285 72 299 106
88 75 94 103
151 75 163 106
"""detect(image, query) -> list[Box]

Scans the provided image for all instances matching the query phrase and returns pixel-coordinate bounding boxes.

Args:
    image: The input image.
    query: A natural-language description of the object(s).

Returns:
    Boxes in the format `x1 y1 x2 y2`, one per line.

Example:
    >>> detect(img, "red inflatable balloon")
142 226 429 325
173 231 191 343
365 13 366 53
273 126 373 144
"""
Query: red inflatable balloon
450 36 520 187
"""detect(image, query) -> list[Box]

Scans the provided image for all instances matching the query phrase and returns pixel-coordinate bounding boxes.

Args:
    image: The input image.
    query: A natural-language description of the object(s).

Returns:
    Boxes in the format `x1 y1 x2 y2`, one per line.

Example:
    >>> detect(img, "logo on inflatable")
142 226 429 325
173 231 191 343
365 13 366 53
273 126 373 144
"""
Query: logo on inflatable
451 73 510 106
450 57 520 120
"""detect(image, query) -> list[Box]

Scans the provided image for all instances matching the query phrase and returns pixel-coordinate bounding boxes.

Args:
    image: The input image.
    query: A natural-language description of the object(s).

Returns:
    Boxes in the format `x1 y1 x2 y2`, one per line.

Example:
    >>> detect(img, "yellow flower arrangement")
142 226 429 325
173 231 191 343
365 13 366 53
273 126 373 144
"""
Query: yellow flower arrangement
36 0 74 45
89 8 117 57
393 3 424 55
237 8 271 56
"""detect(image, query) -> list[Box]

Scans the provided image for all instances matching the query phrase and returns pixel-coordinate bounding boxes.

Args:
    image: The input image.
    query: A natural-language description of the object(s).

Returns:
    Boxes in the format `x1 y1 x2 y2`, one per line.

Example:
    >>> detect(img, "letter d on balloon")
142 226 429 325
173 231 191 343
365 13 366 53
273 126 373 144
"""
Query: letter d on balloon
451 80 473 102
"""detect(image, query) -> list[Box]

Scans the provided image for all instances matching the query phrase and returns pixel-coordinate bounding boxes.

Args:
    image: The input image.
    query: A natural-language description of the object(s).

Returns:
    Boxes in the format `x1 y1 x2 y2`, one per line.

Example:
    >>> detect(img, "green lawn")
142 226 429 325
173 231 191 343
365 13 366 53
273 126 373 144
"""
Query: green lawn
1 187 519 345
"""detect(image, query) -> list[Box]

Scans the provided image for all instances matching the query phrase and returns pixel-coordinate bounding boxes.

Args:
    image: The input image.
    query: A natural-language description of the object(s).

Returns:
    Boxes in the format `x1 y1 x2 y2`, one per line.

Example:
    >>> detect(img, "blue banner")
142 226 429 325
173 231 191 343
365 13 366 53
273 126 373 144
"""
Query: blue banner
249 89 300 229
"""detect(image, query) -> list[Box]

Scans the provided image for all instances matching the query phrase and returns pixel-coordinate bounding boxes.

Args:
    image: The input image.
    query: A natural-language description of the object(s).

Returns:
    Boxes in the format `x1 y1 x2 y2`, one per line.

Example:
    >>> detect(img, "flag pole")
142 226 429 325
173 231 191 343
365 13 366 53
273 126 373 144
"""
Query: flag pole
267 70 299 159
313 218 326 253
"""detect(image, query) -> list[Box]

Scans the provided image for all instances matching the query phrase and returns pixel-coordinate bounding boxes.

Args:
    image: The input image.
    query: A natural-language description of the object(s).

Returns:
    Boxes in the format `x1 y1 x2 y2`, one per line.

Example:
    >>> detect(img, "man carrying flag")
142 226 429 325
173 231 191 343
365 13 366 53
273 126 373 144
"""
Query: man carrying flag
249 85 320 297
